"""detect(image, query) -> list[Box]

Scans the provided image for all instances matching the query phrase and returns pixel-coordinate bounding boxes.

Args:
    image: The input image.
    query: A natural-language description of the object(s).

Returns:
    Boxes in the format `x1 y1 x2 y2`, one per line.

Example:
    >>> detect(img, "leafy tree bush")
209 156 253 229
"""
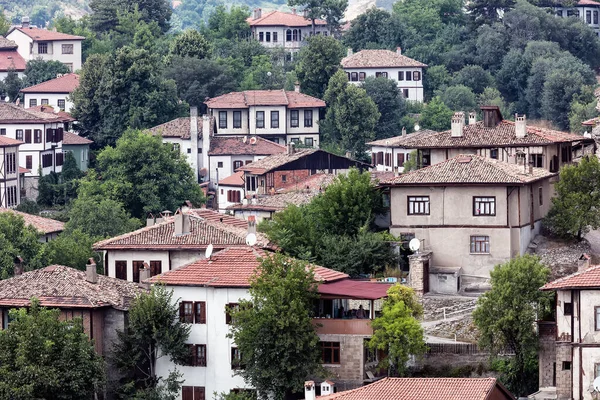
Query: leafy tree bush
362 76 406 140
452 65 495 94
343 8 406 51
420 97 453 131
23 60 70 87
0 212 46 278
440 85 478 112
66 194 140 238
46 229 100 270
169 29 211 59
296 35 345 99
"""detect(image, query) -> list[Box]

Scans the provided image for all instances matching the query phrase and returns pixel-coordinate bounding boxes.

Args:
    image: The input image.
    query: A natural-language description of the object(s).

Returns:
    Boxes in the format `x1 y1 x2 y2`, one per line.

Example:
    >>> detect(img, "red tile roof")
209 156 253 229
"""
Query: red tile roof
219 171 245 187
147 116 214 139
18 166 30 174
205 90 325 109
188 207 249 228
239 148 318 174
0 208 64 234
209 136 286 156
317 377 514 400
0 136 22 147
247 10 327 27
62 131 93 145
381 154 556 186
147 247 348 287
21 73 79 93
26 105 75 122
0 265 144 310
342 49 427 69
0 37 17 50
0 49 26 71
367 130 438 147
578 0 600 5
0 103 65 123
541 265 600 290
11 27 85 41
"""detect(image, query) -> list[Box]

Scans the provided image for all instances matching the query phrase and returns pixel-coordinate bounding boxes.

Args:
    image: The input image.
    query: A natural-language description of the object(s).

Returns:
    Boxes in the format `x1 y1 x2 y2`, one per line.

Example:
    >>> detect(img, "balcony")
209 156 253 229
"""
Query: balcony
312 318 373 335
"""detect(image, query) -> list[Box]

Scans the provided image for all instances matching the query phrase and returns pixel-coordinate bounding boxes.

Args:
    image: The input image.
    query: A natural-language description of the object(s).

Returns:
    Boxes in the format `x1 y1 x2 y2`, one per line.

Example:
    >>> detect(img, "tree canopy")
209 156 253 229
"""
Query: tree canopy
296 35 345 99
361 76 406 141
0 212 46 279
23 60 70 87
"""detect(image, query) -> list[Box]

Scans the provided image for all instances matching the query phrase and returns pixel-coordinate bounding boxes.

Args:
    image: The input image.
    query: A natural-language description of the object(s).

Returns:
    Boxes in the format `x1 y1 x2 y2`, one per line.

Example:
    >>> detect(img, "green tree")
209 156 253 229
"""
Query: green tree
473 255 552 396
439 85 477 112
495 49 528 104
420 96 453 131
423 65 452 101
169 29 211 59
61 151 82 182
90 0 172 33
46 229 99 270
296 35 345 99
0 212 46 278
288 0 348 32
452 65 495 95
228 253 322 400
544 156 600 240
113 285 190 399
541 69 587 130
206 5 251 40
478 87 512 118
0 299 105 399
343 8 406 51
467 0 515 25
66 194 141 238
569 92 597 133
240 55 285 90
402 150 421 172
23 60 70 87
368 285 425 375
0 11 10 36
2 68 22 102
361 76 406 140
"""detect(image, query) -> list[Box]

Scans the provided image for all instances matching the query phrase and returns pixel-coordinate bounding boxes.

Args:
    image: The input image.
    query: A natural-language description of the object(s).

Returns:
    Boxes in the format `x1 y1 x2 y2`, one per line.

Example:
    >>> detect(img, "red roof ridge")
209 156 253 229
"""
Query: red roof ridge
541 264 600 290
20 73 80 94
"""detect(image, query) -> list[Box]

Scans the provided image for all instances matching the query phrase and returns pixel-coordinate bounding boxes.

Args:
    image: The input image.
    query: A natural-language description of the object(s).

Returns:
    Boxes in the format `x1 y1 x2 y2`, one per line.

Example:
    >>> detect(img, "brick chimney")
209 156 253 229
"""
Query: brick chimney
86 258 97 284
146 212 155 227
303 9 309 18
304 381 316 400
139 263 151 289
292 7 296 14
253 8 262 19
402 127 407 137
451 112 465 138
515 114 527 138
469 111 477 125
13 256 24 277
174 207 191 236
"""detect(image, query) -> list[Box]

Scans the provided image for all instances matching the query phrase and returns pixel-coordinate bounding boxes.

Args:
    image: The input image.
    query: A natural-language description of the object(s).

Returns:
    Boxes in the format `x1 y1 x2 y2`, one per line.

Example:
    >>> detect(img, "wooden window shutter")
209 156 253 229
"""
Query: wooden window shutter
227 190 231 202
371 153 376 165
225 304 232 324
398 153 405 167
46 129 52 142
236 191 241 203
194 386 205 400
179 302 186 322
182 386 193 400
25 130 31 143
189 344 195 366
57 127 64 142
195 302 206 324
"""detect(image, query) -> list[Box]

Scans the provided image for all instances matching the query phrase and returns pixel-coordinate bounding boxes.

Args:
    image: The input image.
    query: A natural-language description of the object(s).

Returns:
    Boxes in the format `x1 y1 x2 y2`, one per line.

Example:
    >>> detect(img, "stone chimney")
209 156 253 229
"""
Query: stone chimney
294 81 300 93
396 47 402 55
287 142 295 155
402 127 407 137
174 208 191 236
139 263 151 289
146 213 155 227
469 111 477 125
292 7 296 14
347 48 353 57
86 258 97 284
451 112 465 138
253 8 262 20
13 256 24 277
21 16 30 29
304 381 316 400
202 115 211 184
248 215 257 235
515 114 527 138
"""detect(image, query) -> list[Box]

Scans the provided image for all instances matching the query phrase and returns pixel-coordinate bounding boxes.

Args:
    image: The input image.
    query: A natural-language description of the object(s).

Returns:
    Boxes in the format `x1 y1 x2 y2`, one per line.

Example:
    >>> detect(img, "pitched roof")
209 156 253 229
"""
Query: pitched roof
205 90 325 109
219 171 245 187
208 136 286 156
26 105 75 122
247 10 327 27
228 191 320 212
62 131 93 145
0 103 63 123
541 264 600 290
342 49 427 69
0 49 26 72
147 116 213 139
0 265 143 310
10 27 85 41
0 37 17 50
367 130 439 147
385 120 592 149
0 208 64 234
188 207 249 228
20 73 79 93
93 212 272 251
0 136 22 147
318 377 514 400
381 154 556 186
147 247 348 287
577 0 600 5
239 148 318 174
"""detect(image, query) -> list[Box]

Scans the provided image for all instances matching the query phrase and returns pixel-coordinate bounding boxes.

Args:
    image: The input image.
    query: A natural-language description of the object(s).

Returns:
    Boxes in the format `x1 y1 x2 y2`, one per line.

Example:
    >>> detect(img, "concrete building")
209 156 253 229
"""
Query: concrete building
147 247 391 399
341 48 427 102
0 208 64 242
62 131 92 171
20 73 80 112
534 264 600 400
367 130 437 173
554 0 600 36
0 137 22 208
386 107 596 173
7 19 84 72
247 9 330 57
0 36 26 79
379 154 556 291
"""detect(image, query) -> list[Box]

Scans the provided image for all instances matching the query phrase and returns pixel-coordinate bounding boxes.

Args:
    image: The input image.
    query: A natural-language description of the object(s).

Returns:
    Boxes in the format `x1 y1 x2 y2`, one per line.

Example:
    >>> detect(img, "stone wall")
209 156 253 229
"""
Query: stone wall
555 342 572 400
408 251 432 296
318 334 368 388
103 308 126 399
538 321 557 388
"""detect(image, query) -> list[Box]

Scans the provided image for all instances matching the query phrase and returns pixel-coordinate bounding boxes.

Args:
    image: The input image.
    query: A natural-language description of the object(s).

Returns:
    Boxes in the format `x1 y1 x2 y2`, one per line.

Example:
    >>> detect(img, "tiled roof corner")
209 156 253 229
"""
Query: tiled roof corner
20 73 79 94
0 208 64 234
205 90 325 109
0 103 63 123
247 10 327 27
63 131 93 145
219 171 245 186
13 27 85 41
541 264 600 290
0 49 26 72
208 136 286 156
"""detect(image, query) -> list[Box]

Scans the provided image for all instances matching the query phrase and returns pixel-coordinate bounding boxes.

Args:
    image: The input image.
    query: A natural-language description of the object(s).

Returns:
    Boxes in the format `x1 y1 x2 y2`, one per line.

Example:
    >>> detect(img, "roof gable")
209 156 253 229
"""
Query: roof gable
0 103 63 123
247 10 327 27
541 264 600 290
10 27 85 41
0 49 26 72
208 136 286 156
0 208 64 234
20 73 79 94
63 131 93 145
341 49 427 69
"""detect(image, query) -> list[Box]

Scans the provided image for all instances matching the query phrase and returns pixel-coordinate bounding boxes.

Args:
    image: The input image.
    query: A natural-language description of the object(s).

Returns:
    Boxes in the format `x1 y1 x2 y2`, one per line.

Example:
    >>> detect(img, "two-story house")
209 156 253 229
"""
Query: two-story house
147 246 392 399
205 88 325 146
536 265 600 400
0 104 67 199
247 9 330 57
20 73 79 112
7 18 84 72
554 0 600 36
379 154 556 293
367 130 437 173
341 48 427 102
0 36 26 79
0 137 21 208
388 107 596 172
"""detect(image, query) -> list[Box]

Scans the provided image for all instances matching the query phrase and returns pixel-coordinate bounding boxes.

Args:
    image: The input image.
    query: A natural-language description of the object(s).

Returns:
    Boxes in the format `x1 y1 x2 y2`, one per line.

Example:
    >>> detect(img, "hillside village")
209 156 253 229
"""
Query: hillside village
2 0 600 399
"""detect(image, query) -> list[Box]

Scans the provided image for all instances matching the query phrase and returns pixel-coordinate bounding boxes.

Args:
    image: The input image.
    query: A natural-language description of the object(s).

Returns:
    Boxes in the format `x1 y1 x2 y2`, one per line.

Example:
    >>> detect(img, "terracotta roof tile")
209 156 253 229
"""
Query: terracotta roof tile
147 116 214 139
21 73 79 93
208 136 286 156
62 131 93 145
0 49 25 71
147 247 347 287
277 173 335 193
0 103 63 123
205 90 325 109
239 148 318 174
0 265 144 310
247 10 326 27
18 166 30 174
188 208 249 228
0 37 17 50
367 130 438 147
219 171 245 187
26 105 75 122
228 191 320 212
578 0 600 5
11 27 85 41
0 136 22 146
318 377 514 400
342 49 427 69
0 208 64 234
541 264 600 290
381 154 556 186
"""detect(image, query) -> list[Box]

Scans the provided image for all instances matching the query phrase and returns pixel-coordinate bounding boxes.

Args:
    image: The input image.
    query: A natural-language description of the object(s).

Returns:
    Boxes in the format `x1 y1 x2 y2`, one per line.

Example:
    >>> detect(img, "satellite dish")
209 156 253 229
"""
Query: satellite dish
409 238 421 252
205 243 213 259
594 376 600 392
414 123 421 132
243 136 248 143
249 137 257 145
246 233 257 246
52 105 60 114
4 96 9 103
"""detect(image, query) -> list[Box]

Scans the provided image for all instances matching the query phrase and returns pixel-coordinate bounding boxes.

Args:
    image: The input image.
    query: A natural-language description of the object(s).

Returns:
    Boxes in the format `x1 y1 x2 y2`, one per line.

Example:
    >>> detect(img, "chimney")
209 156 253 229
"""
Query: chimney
469 111 477 125
451 112 465 138
287 142 295 155
481 106 501 128
21 16 30 29
253 8 262 20
345 151 352 159
529 164 533 175
294 81 300 93
578 253 591 271
86 258 97 284
292 7 296 14
146 213 155 227
303 9 309 18
304 381 316 400
202 115 211 184
402 127 407 137
248 215 257 235
347 48 353 57
13 256 24 277
321 381 335 396
396 47 402 55
174 208 191 236
139 263 151 289
515 114 527 138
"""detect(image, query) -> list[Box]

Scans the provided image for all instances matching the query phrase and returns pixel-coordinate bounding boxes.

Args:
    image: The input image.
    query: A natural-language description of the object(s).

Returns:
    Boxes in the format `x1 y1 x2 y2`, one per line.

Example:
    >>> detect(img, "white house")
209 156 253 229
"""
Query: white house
247 9 330 57
20 73 79 112
367 130 437 173
554 0 600 36
147 246 391 399
205 88 325 146
341 48 427 102
218 171 245 212
0 136 22 208
0 36 26 80
7 18 84 72
0 104 67 199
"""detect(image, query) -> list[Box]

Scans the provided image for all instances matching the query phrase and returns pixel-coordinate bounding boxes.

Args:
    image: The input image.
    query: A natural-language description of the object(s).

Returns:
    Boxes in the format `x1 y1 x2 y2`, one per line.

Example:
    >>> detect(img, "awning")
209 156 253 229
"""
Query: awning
318 279 392 300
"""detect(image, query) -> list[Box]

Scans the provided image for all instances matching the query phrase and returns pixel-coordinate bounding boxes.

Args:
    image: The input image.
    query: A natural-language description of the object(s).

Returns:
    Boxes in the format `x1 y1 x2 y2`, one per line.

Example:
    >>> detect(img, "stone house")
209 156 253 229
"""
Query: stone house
147 246 391 399
379 154 556 292
20 73 80 112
